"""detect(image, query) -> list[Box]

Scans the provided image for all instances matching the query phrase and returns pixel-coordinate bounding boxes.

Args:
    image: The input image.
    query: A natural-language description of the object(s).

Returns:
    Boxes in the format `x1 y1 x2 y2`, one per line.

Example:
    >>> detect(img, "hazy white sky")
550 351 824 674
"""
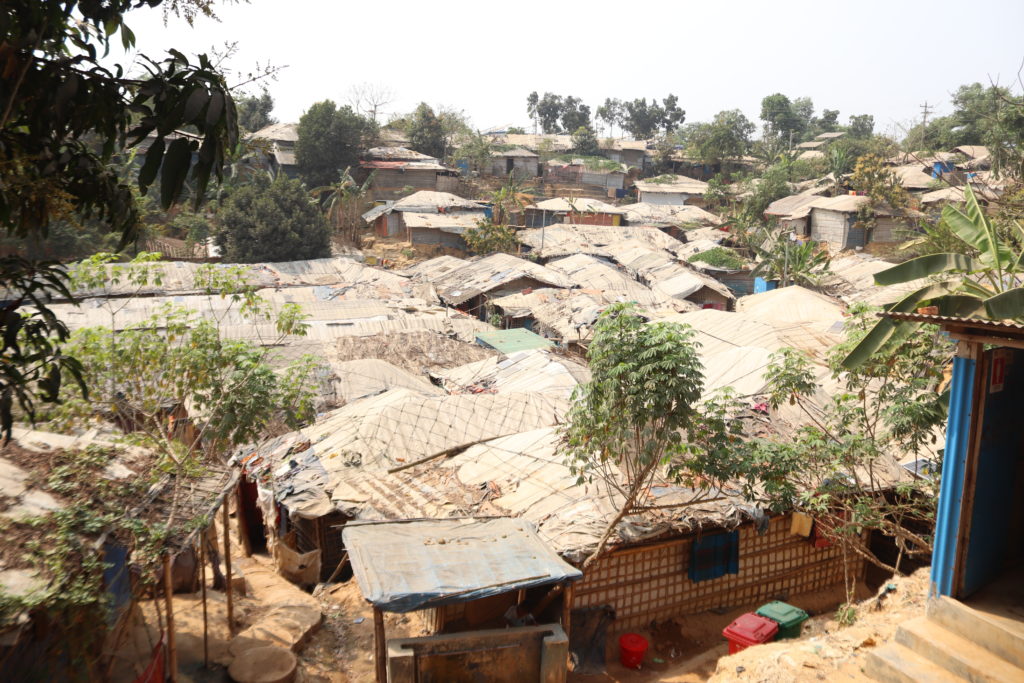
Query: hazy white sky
123 0 1024 137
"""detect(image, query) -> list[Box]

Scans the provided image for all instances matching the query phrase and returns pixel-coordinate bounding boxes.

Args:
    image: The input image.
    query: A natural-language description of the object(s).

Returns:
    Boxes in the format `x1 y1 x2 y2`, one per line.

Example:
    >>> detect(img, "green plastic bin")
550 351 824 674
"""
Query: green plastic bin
755 601 808 639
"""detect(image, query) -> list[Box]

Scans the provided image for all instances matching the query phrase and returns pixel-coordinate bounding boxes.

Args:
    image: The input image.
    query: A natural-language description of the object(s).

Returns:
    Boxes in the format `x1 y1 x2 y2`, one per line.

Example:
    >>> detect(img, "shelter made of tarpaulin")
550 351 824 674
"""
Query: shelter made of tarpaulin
343 517 582 613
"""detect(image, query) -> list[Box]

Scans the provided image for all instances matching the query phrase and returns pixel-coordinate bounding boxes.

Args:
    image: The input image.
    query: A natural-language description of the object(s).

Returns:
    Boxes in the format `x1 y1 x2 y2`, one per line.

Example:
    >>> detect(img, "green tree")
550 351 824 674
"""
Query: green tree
408 102 446 159
311 166 375 246
621 96 685 139
849 154 908 231
750 233 831 287
560 96 592 133
296 100 376 188
596 98 624 137
457 130 494 174
236 89 277 134
571 126 600 156
527 92 564 133
686 109 755 168
216 175 330 262
760 93 802 141
59 254 319 466
848 114 875 139
0 0 238 437
561 303 743 567
463 218 520 255
740 305 951 574
843 184 1024 367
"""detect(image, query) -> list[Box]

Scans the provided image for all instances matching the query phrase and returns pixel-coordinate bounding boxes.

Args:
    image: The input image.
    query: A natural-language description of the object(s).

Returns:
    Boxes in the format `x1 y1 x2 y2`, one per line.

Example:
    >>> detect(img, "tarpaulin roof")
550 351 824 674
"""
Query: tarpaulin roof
343 517 583 612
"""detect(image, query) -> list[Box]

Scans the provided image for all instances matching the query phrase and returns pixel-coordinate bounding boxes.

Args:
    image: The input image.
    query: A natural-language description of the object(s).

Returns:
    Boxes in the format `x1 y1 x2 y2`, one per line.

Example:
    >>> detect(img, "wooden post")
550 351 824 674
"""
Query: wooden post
562 581 574 641
223 502 234 635
235 487 253 558
373 606 387 683
163 553 177 683
199 540 209 667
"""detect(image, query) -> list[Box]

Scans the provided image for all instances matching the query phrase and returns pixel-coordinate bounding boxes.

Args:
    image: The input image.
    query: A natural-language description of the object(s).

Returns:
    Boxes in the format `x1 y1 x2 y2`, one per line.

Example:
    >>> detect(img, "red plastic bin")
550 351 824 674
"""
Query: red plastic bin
722 613 779 654
618 633 649 669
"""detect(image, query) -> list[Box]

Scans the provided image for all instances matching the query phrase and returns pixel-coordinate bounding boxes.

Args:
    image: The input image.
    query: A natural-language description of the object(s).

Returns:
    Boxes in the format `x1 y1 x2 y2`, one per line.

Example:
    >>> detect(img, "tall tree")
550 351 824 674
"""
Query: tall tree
570 125 600 157
407 102 446 158
621 96 685 139
759 93 806 143
533 92 565 133
596 98 624 137
560 96 592 133
295 100 376 188
216 175 331 263
562 303 744 567
236 89 277 134
848 114 875 139
346 82 393 123
686 109 755 166
0 0 238 437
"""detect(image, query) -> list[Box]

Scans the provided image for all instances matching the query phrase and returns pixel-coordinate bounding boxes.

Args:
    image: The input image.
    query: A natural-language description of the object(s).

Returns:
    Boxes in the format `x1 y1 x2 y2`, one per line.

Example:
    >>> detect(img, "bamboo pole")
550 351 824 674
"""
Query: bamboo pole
373 607 387 683
223 502 234 635
562 581 574 641
162 553 177 683
199 540 209 668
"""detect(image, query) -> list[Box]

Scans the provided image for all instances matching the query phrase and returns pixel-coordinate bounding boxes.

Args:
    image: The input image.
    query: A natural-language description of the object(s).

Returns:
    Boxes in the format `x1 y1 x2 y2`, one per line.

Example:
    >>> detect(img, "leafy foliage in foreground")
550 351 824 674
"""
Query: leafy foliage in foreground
844 184 1024 368
739 305 952 571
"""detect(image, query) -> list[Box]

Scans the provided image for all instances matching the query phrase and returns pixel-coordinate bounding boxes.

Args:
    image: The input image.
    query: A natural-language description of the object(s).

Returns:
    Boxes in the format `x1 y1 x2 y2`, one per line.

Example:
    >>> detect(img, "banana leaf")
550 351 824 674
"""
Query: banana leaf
841 282 970 369
983 287 1024 321
873 253 977 286
942 185 1014 269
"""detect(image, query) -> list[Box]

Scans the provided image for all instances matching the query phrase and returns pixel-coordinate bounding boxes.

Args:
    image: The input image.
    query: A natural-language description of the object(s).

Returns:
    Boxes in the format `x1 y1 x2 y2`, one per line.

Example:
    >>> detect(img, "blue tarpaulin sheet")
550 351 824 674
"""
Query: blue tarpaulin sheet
688 530 740 583
343 518 583 613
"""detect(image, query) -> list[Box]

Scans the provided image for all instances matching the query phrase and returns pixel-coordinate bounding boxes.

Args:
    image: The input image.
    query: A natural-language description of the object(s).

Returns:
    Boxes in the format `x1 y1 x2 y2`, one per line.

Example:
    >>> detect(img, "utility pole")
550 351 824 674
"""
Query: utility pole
920 101 932 148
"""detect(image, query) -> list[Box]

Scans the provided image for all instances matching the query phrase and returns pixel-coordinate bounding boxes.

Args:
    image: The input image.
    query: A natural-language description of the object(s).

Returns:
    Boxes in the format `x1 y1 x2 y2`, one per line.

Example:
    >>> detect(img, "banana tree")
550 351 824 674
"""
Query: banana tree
750 231 831 288
842 184 1024 369
310 167 375 245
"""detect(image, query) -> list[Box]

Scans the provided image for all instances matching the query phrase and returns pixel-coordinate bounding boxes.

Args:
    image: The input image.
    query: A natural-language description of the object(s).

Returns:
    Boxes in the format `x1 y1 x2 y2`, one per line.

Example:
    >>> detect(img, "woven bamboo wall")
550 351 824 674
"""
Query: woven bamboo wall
574 515 864 631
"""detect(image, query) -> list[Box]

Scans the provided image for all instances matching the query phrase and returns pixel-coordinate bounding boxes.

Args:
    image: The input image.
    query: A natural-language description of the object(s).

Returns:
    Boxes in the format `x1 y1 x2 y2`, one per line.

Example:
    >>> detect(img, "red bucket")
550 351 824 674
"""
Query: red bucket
618 632 649 669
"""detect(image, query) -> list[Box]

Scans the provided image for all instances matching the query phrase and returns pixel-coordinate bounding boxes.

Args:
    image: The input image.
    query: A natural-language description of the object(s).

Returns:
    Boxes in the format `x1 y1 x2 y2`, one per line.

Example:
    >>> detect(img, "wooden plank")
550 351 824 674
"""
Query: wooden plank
374 607 387 683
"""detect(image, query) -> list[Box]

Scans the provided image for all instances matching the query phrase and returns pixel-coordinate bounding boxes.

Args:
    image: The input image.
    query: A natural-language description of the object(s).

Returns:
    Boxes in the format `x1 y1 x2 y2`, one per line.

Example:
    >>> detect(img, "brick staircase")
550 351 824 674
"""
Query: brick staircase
865 595 1024 682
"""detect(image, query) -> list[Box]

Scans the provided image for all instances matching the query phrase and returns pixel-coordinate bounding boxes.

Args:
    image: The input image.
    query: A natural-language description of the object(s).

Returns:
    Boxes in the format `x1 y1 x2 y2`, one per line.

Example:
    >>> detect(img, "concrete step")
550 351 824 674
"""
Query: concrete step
865 642 965 683
896 616 1024 683
928 596 1024 670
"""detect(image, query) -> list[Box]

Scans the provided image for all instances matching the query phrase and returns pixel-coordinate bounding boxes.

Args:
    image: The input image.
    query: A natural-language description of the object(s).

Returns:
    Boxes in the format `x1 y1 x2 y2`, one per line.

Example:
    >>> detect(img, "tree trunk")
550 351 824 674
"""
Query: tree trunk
582 459 658 570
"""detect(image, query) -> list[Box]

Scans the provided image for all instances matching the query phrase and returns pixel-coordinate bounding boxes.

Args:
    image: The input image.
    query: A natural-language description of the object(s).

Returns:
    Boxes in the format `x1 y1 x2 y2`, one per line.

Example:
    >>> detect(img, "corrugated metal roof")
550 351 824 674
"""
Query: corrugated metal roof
606 242 734 301
815 131 846 140
764 188 829 217
394 191 485 211
737 286 845 324
475 328 554 353
430 253 573 305
518 224 686 259
402 255 470 280
623 202 723 226
529 197 626 214
250 122 298 142
491 147 539 158
634 175 709 194
365 146 438 162
434 349 589 400
343 518 582 612
883 311 1024 331
403 212 485 233
795 140 826 149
